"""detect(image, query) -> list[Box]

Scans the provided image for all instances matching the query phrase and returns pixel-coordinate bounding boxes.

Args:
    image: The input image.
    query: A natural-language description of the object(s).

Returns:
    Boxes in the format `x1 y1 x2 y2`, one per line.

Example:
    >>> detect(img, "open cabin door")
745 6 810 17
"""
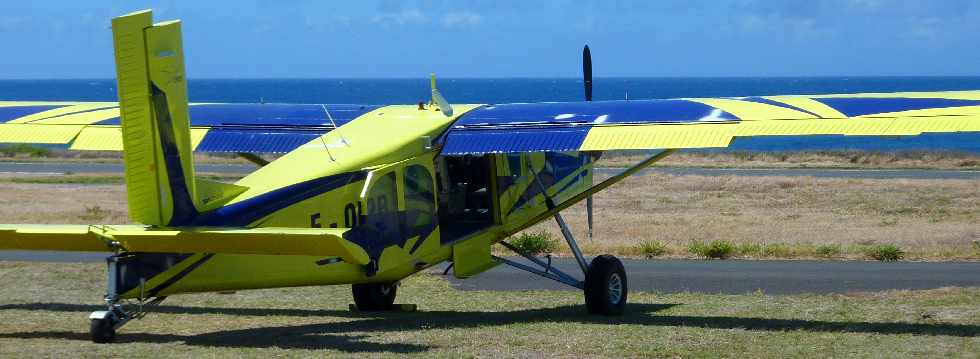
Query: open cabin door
436 155 499 243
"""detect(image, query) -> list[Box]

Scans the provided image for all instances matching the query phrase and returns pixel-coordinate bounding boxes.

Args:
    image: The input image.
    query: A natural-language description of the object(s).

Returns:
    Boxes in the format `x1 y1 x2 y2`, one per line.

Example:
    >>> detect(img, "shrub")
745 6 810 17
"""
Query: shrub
78 205 109 221
509 231 558 255
815 244 842 258
639 240 668 258
736 243 762 256
0 144 51 158
689 240 735 260
864 244 904 261
762 243 792 258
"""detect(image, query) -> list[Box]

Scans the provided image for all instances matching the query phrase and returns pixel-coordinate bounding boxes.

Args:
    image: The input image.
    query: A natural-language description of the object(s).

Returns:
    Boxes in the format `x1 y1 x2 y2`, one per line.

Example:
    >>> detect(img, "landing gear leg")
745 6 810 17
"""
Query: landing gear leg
494 164 628 315
88 255 165 343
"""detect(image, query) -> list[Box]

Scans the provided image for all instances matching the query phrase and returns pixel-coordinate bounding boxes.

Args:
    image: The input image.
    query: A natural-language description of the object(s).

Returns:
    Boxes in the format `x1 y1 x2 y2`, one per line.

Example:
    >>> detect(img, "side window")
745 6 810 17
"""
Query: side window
404 165 436 236
365 172 398 238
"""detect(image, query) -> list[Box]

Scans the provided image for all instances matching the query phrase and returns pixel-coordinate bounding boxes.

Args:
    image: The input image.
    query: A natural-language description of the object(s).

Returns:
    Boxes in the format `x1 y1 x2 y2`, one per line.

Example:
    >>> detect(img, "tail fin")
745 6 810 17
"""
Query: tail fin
111 10 244 226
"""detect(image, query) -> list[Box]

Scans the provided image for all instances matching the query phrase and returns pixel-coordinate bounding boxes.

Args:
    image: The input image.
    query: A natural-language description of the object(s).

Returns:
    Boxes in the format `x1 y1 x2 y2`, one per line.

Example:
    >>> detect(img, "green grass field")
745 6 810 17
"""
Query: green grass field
0 262 978 358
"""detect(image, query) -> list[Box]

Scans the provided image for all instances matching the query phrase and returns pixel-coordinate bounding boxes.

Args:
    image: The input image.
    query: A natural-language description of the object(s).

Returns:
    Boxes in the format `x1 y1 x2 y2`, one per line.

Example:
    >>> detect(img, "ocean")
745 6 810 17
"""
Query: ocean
1 77 978 153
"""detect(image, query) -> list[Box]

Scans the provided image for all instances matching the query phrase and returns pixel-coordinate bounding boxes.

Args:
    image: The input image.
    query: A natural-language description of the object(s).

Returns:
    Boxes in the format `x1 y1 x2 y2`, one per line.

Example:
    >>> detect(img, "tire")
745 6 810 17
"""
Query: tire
352 282 398 311
90 318 116 343
584 255 627 315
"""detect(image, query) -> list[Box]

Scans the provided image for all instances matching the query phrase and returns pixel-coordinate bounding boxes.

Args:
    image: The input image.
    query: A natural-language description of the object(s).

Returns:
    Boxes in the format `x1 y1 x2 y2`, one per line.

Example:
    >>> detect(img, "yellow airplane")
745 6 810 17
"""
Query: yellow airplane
1 10 979 343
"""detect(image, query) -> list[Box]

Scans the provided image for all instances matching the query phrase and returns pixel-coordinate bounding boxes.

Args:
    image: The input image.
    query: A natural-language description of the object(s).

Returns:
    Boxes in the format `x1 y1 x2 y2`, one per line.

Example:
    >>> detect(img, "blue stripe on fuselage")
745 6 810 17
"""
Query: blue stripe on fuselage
192 171 368 227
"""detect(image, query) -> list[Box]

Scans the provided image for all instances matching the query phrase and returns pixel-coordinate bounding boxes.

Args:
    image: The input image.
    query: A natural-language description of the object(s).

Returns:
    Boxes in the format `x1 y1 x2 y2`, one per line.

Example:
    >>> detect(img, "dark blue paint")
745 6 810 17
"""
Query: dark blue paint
721 132 980 153
441 127 589 155
813 97 980 117
150 85 199 226
193 171 367 227
508 153 588 214
454 100 737 128
195 129 323 154
0 105 65 123
739 97 822 118
96 103 379 127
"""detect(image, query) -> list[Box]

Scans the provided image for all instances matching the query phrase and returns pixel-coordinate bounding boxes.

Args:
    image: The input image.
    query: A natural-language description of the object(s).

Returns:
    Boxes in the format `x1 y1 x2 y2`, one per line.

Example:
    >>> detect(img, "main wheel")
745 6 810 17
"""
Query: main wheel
90 318 116 343
584 255 627 315
352 282 398 311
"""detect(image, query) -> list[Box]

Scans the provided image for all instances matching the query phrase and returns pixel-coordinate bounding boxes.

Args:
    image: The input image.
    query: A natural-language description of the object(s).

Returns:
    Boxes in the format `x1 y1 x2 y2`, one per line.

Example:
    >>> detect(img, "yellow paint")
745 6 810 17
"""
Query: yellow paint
764 96 846 118
6 103 117 124
691 98 816 121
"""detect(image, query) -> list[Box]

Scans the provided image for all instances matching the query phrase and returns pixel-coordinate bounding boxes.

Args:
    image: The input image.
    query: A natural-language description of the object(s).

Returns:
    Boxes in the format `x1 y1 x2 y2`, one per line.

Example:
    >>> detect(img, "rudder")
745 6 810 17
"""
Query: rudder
111 10 243 226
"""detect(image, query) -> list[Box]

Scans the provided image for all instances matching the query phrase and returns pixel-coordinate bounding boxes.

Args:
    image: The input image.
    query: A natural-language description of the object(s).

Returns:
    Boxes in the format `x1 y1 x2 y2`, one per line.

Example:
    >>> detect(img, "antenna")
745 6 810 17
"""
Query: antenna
322 104 349 146
430 73 454 117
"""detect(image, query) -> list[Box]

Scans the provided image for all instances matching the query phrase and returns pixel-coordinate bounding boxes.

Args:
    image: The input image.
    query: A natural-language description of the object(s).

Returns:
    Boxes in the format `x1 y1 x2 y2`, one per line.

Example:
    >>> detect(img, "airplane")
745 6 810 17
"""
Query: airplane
1 10 978 343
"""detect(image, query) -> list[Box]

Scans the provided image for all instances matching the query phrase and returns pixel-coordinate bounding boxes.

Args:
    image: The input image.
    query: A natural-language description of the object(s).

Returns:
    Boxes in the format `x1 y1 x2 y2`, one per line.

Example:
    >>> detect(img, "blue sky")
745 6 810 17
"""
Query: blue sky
2 0 979 78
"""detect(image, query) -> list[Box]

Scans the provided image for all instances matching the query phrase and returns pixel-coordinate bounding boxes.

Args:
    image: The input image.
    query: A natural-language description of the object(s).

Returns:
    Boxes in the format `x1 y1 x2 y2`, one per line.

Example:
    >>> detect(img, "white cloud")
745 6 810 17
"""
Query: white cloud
442 11 483 28
371 9 427 27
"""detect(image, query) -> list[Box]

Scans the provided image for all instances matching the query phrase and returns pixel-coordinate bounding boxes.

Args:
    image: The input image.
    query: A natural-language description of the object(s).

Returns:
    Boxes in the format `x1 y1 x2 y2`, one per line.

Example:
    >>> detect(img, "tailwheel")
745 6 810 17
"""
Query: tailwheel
351 282 398 311
89 315 117 343
585 255 627 316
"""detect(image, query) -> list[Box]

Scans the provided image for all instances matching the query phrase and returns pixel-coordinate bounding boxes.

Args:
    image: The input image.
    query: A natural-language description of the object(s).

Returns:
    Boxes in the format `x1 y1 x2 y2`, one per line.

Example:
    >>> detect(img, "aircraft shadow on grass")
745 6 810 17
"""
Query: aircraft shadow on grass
0 302 978 353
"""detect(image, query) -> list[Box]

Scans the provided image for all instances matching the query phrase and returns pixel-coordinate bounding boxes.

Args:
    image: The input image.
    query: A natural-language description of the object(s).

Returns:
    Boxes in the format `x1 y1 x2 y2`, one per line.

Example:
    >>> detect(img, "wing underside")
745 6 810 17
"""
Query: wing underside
440 91 980 155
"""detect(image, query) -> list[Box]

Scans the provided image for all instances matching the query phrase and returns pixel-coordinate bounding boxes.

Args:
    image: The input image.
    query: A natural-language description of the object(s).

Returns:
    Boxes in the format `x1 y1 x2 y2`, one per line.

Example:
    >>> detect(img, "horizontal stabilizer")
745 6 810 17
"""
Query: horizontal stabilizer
0 225 369 265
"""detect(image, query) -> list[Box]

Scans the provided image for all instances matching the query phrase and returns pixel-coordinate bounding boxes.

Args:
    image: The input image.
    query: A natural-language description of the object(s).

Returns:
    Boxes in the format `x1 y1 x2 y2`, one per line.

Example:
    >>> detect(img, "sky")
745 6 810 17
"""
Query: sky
2 0 980 79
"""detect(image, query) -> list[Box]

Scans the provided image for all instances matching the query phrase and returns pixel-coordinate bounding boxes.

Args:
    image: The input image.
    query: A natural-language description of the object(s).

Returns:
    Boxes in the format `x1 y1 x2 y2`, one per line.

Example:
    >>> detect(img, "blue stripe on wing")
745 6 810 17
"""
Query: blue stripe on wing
0 105 68 123
195 130 324 154
442 99 737 155
813 97 980 117
454 100 736 129
442 127 590 155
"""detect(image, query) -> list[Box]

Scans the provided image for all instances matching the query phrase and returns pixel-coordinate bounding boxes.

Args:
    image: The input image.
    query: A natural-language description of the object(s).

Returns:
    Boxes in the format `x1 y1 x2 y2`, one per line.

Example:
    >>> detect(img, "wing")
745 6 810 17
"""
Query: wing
0 102 380 154
440 91 980 155
0 224 369 265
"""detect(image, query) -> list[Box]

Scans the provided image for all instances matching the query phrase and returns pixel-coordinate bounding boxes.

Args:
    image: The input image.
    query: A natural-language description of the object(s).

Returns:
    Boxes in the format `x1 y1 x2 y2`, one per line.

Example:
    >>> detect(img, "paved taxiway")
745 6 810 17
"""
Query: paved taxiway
1 251 977 294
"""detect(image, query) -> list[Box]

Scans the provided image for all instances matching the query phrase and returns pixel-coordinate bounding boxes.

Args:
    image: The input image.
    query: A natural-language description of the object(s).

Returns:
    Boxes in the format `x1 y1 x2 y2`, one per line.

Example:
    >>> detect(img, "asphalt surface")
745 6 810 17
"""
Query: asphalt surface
0 162 977 179
1 251 977 294
440 258 980 294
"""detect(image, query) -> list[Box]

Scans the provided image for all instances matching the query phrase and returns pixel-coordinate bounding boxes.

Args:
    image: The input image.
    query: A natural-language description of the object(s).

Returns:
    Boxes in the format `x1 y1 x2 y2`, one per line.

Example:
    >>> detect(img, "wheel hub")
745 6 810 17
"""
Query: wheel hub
608 273 623 304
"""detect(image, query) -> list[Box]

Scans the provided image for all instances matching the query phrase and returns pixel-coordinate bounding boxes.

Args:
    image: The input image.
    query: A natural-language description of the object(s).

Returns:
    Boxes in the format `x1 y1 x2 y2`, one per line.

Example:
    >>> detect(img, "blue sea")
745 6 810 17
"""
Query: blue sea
1 77 978 153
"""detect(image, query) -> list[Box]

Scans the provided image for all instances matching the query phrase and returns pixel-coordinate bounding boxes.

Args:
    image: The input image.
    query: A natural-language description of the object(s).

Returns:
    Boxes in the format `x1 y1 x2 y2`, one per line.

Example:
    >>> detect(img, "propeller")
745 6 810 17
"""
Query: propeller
583 45 593 101
583 45 595 241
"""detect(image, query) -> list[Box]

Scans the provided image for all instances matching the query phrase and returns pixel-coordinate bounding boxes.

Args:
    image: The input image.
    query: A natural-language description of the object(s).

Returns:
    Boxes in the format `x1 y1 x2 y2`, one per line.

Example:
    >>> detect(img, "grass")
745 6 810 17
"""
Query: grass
530 172 979 261
0 173 243 185
0 262 978 357
638 240 668 258
508 231 559 255
864 244 906 261
0 144 52 158
688 240 736 259
599 150 980 170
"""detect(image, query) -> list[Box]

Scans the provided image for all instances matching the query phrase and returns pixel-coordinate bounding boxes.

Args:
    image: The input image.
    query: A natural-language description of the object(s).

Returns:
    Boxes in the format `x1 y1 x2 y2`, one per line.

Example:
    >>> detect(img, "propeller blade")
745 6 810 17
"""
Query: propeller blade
584 45 595 241
583 45 593 102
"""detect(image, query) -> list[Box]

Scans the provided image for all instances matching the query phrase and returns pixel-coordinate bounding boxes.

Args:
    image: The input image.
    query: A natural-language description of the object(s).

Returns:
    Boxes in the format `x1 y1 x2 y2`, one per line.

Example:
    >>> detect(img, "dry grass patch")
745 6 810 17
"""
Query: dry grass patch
526 173 979 260
601 150 980 170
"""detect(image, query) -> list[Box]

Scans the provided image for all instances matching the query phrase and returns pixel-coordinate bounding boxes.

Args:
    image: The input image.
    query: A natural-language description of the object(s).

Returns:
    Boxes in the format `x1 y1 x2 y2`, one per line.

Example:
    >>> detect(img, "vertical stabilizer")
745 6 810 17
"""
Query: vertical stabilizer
111 10 198 226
